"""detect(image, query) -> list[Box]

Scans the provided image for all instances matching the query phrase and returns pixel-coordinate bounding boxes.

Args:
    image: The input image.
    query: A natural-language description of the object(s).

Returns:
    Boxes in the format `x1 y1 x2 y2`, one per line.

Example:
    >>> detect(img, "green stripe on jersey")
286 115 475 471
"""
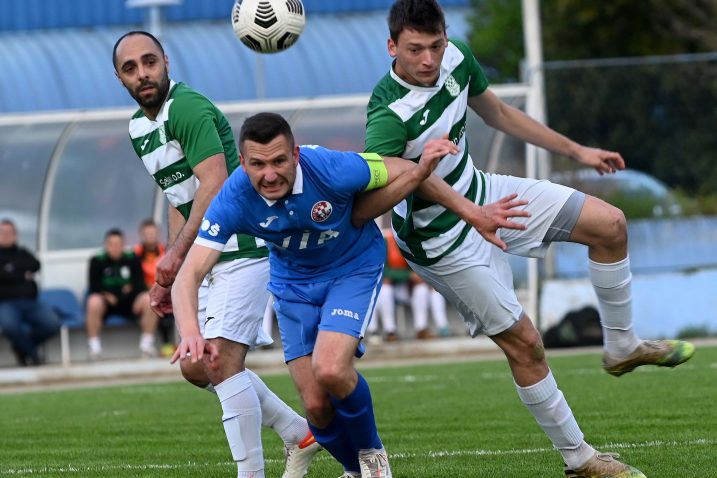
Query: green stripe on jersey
129 82 266 263
365 39 490 265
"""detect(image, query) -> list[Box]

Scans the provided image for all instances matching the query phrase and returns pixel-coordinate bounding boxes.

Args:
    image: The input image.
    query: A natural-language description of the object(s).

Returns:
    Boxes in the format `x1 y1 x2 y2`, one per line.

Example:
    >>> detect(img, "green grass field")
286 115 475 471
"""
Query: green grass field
1 345 714 477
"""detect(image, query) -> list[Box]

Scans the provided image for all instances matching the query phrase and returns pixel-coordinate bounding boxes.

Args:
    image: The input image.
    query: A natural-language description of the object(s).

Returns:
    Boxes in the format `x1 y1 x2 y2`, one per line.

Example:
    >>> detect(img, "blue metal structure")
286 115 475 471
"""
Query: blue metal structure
0 0 469 32
0 8 471 113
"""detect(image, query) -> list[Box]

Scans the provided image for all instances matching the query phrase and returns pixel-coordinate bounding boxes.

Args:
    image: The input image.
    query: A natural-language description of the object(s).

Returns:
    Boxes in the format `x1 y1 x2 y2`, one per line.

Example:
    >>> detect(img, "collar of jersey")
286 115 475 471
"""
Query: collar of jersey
260 163 304 206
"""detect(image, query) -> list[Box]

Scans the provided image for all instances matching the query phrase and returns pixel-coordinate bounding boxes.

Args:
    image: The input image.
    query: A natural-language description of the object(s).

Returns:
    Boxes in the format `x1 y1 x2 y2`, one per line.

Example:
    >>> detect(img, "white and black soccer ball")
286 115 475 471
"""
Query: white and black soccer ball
231 0 305 54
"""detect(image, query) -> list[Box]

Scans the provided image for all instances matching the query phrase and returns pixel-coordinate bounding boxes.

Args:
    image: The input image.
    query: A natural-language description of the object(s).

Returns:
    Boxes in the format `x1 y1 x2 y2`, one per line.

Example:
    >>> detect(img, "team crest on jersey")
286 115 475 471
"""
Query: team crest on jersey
311 201 333 222
445 75 460 97
158 124 167 144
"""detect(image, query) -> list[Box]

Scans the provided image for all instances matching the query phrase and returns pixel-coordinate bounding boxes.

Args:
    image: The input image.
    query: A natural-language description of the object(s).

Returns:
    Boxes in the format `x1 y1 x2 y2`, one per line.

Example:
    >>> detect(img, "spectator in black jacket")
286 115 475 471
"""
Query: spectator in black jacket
0 219 60 366
86 228 158 360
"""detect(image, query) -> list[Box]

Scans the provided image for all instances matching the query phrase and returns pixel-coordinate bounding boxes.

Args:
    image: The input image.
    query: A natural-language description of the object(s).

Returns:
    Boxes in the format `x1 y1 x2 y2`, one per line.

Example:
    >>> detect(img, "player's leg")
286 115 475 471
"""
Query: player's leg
568 195 694 375
317 267 392 478
84 293 107 359
132 291 159 357
201 337 264 478
272 283 359 475
409 256 643 476
206 258 318 478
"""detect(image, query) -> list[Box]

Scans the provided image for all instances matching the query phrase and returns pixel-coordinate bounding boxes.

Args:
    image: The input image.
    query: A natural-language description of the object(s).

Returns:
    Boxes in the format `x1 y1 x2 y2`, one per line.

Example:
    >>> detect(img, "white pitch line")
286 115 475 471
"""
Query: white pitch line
1 438 713 475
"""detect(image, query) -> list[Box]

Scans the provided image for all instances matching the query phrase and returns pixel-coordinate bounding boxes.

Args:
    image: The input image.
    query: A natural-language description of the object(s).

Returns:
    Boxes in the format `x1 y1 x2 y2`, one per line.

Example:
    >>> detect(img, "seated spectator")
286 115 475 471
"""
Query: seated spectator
86 228 158 360
0 219 60 366
133 219 175 357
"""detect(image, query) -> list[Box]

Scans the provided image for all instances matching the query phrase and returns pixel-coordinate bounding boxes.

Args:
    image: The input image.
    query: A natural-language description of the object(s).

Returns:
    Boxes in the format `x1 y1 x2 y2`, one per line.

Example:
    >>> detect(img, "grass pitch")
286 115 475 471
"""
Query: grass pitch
1 345 714 477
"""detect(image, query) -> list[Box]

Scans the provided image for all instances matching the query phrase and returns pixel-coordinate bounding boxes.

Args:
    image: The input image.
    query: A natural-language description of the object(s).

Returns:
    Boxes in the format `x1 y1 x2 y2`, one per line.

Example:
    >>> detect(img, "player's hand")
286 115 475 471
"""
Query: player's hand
103 292 118 306
149 283 173 317
155 248 184 287
573 146 625 175
462 194 531 251
417 135 459 179
170 335 218 365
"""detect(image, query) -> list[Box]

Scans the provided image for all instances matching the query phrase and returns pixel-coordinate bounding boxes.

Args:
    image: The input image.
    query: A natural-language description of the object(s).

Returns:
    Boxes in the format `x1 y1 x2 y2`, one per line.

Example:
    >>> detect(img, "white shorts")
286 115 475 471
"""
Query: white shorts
197 257 273 348
408 174 582 337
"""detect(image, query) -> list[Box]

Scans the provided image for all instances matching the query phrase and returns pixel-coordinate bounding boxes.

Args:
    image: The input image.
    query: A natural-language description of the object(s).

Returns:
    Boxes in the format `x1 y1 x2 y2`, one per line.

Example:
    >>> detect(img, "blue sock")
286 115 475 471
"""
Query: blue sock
331 372 383 450
308 414 360 473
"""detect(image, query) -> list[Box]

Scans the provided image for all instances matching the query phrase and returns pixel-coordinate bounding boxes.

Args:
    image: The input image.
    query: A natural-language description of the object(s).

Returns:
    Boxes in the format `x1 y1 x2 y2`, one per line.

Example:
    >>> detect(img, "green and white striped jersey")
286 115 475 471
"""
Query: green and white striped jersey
365 39 489 266
129 81 267 262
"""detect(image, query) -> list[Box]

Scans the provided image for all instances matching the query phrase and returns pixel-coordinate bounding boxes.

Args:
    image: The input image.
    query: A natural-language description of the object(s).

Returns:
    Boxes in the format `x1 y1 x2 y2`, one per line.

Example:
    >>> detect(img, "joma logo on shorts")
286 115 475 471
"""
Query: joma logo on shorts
331 308 360 320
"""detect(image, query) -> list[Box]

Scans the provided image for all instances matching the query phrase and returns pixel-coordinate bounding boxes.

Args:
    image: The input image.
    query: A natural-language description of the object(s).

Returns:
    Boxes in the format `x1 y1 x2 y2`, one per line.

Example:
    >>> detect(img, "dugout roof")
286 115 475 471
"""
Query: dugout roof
0 6 470 113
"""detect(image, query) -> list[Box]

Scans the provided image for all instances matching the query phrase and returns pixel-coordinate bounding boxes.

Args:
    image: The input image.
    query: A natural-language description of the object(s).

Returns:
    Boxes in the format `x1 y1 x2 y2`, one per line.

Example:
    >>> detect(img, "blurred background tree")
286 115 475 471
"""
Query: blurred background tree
467 0 717 211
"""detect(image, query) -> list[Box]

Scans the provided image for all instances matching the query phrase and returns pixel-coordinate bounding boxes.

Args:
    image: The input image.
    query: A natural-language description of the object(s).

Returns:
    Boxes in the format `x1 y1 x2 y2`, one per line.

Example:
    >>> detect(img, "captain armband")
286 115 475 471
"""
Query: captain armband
360 152 389 191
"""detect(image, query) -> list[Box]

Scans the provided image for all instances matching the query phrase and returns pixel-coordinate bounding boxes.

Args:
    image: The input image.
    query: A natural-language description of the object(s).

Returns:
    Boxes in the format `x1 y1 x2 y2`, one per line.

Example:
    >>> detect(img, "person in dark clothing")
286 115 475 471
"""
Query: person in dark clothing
0 219 60 366
85 228 158 359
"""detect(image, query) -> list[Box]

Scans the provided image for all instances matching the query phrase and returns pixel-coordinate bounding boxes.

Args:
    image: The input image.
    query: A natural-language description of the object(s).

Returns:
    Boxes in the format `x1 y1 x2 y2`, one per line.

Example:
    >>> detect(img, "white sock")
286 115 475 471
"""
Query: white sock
139 333 155 350
588 256 641 356
246 369 309 446
515 371 594 469
377 284 397 334
215 371 264 476
88 337 102 354
430 289 448 328
411 283 430 331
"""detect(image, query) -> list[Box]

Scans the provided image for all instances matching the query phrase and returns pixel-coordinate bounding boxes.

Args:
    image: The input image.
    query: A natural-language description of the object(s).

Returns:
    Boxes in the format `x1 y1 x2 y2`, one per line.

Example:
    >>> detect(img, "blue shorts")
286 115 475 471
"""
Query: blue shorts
268 265 383 363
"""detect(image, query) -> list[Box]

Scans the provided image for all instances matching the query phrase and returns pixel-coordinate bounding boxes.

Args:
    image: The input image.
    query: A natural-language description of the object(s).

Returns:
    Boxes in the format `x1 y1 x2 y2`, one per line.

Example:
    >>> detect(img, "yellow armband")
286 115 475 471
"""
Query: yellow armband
360 152 388 191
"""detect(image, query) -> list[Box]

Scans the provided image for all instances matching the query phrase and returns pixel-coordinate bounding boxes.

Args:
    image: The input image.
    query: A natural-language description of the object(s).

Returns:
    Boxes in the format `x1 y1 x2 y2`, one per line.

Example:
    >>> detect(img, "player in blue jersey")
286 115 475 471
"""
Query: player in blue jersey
170 112 463 478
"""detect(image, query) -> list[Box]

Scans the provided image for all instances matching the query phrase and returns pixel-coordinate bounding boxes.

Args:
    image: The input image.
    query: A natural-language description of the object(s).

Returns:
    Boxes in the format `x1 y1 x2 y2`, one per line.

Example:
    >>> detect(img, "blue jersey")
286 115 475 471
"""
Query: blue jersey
196 145 386 283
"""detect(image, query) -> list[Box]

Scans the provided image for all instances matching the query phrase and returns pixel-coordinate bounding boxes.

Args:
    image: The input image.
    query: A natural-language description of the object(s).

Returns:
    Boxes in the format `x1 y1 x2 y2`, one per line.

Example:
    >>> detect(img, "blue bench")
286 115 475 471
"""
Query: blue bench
38 288 134 365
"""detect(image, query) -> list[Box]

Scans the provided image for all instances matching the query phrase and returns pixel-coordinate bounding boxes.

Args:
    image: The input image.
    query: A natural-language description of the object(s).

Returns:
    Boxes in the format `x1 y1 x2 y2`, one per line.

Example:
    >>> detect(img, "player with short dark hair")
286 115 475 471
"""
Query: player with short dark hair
357 1 696 477
171 111 464 478
113 32 320 478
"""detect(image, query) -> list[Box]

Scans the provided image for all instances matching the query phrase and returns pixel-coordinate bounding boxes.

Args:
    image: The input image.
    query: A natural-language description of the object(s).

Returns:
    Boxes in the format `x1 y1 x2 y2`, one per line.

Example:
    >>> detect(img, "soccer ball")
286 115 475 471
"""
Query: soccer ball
231 0 305 54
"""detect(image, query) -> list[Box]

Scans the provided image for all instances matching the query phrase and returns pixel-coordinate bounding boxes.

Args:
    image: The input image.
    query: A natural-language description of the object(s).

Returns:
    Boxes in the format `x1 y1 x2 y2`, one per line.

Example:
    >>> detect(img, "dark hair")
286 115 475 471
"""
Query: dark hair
0 218 15 228
112 31 165 68
388 0 446 42
239 112 295 150
139 218 156 229
105 228 124 239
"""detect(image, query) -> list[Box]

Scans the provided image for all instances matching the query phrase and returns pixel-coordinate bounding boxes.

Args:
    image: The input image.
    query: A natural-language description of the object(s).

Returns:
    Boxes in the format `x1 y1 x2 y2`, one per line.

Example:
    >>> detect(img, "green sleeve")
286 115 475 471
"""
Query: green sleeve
364 104 408 157
359 153 389 191
168 93 225 168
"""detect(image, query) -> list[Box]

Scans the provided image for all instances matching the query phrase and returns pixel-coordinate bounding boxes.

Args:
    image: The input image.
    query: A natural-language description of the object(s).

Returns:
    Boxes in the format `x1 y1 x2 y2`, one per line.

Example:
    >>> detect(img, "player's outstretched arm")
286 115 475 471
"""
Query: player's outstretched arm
155 154 227 288
170 244 222 365
352 137 458 226
468 90 625 175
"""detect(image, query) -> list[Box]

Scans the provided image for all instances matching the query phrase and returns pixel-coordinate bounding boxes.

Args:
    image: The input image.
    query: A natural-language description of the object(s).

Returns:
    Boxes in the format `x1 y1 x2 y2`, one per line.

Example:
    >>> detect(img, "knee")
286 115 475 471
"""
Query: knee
313 361 349 391
506 328 546 368
180 360 210 389
86 294 105 315
598 205 627 248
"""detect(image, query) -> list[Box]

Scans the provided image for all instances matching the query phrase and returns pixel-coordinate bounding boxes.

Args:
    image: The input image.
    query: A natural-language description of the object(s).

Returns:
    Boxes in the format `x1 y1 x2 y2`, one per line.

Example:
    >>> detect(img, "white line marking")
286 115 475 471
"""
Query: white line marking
1 438 713 475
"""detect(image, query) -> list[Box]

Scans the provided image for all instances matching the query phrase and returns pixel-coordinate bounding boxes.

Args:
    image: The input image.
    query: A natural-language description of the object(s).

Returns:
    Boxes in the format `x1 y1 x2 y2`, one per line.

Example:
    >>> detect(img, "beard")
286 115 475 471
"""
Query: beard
130 69 170 110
